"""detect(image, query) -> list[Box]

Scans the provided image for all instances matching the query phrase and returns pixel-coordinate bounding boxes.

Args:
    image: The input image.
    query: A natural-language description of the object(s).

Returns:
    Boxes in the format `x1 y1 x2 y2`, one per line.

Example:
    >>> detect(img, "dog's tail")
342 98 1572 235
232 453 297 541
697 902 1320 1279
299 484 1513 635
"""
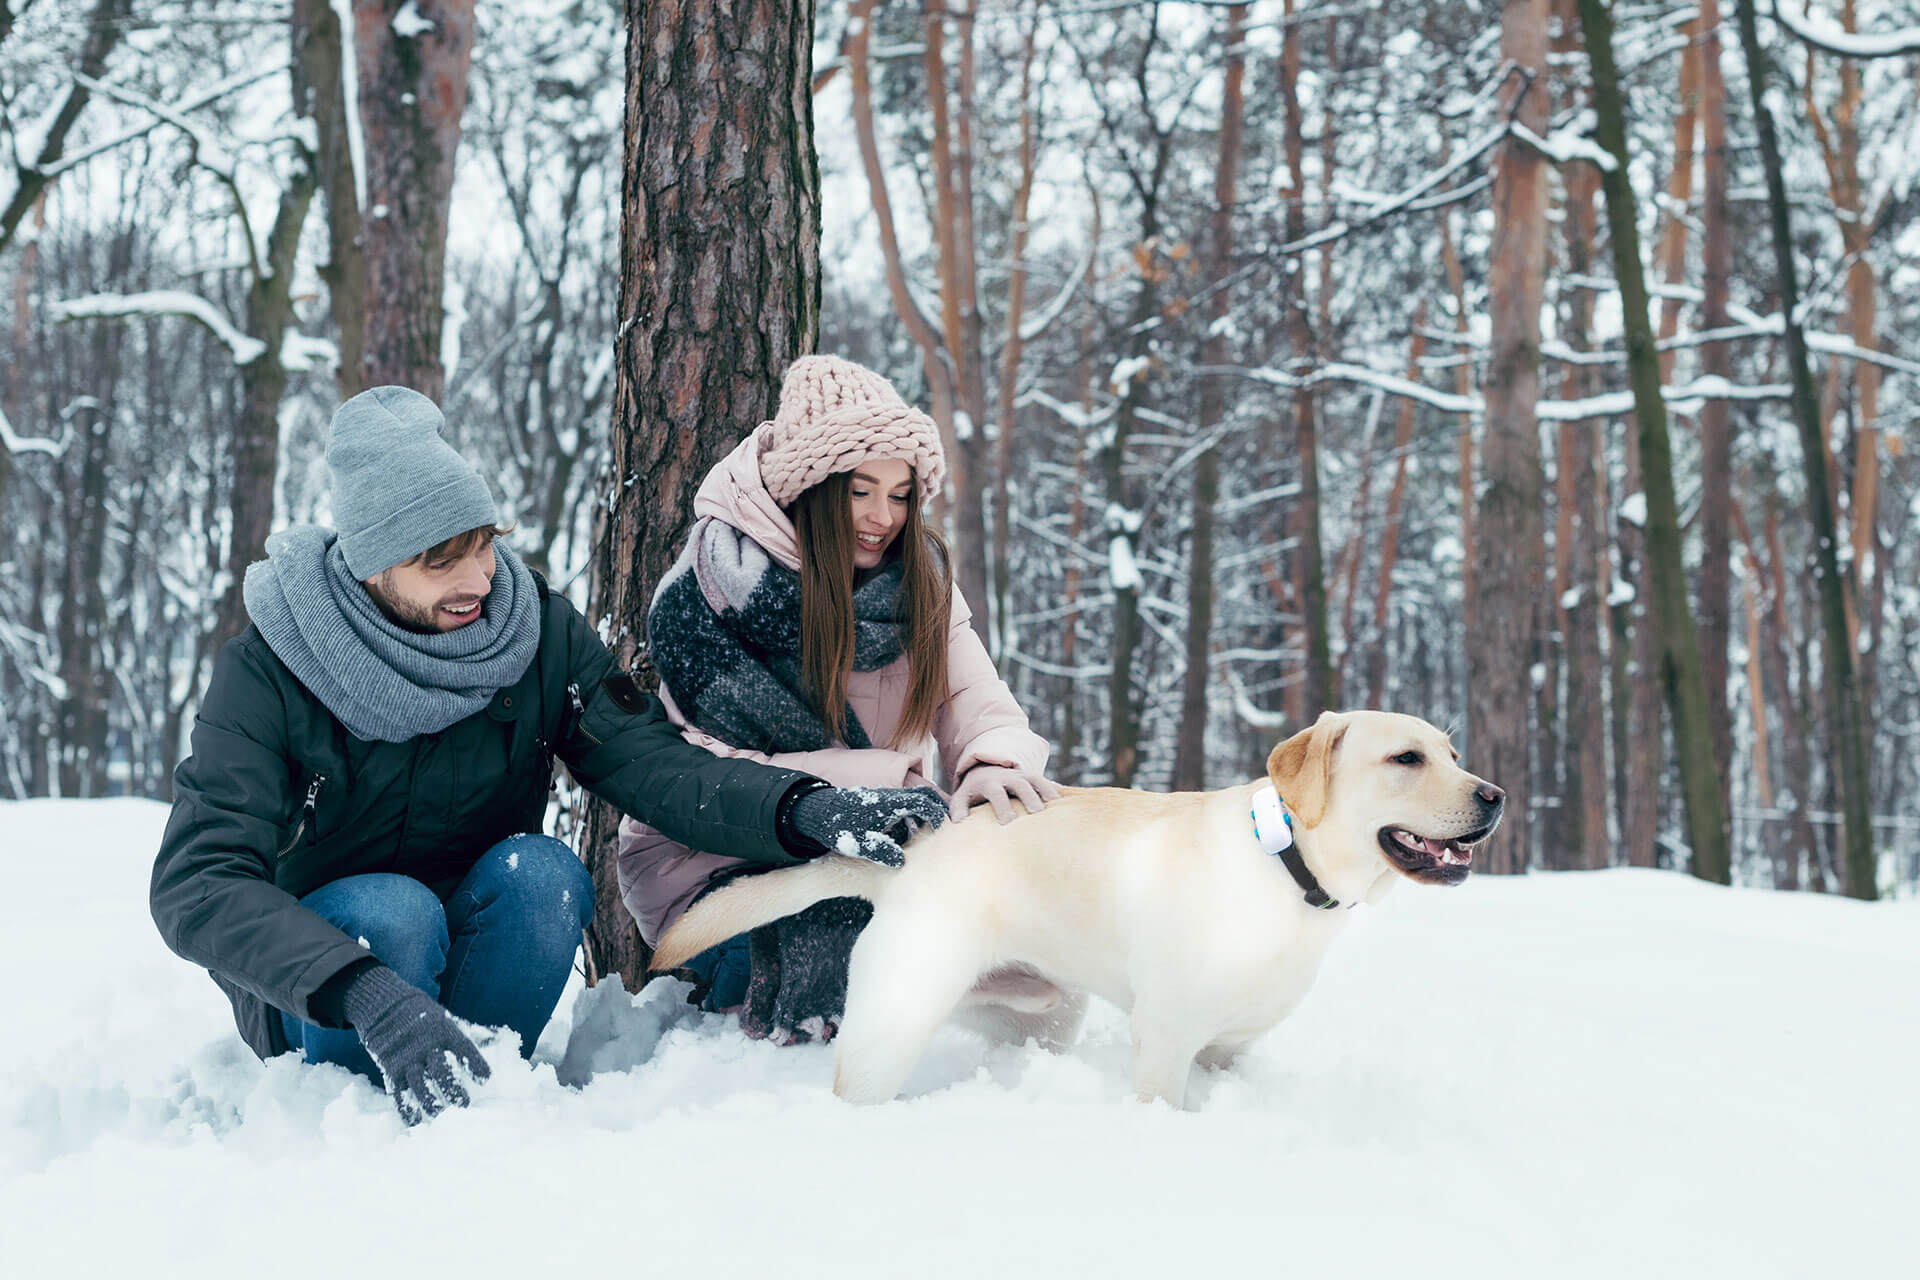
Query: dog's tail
649 856 894 973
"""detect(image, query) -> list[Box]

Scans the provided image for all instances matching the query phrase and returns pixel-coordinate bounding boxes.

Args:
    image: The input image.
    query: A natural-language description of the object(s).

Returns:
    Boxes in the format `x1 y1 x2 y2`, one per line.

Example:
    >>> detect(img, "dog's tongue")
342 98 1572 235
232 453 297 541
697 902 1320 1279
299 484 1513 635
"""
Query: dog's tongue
1409 832 1472 866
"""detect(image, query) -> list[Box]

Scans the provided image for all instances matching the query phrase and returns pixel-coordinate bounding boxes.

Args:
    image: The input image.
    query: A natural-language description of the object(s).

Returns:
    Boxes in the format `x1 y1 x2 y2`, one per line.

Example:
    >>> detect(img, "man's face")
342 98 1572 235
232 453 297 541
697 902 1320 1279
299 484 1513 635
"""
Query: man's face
364 537 496 633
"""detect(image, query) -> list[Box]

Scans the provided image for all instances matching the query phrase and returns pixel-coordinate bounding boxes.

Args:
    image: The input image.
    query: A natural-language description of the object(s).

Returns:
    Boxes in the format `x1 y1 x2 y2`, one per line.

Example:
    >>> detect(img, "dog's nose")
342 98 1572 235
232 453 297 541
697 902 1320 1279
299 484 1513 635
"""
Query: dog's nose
1475 782 1506 808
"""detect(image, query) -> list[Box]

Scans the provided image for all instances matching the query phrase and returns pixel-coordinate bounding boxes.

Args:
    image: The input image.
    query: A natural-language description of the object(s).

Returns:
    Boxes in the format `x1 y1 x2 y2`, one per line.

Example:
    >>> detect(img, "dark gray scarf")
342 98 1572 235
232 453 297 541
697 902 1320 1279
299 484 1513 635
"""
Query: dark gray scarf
242 525 543 743
648 517 906 754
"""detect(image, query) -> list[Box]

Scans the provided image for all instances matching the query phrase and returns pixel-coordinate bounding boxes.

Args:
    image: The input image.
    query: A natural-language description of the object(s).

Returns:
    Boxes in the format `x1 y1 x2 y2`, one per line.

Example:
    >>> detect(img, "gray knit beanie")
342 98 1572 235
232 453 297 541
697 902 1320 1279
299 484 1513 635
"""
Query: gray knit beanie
326 386 500 578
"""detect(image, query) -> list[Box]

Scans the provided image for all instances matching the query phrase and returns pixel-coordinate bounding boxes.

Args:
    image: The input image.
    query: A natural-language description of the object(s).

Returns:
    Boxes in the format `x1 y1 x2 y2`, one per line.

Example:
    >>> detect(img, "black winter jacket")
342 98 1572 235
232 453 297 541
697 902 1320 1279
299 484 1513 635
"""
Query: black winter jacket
151 579 819 1058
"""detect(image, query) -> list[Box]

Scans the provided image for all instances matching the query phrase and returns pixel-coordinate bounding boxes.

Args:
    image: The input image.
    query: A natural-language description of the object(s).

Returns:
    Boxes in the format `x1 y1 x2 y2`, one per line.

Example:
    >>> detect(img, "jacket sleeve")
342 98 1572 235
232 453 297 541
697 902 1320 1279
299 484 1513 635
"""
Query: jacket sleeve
149 636 373 1025
933 587 1052 788
554 598 820 866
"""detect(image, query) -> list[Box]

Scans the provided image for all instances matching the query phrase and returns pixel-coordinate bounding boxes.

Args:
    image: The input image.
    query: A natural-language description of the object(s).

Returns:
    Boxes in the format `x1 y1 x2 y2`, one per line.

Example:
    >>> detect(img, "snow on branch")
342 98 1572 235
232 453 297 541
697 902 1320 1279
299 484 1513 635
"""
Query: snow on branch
0 406 73 460
1018 386 1117 432
42 64 287 179
52 292 269 366
1218 361 1791 421
1771 1 1920 58
72 73 236 180
1511 115 1617 173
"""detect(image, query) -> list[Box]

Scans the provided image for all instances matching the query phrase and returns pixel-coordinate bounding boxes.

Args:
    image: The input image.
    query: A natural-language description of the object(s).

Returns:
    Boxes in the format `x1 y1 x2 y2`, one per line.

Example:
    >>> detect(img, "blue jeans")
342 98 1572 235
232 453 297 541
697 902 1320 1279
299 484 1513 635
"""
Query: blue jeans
279 833 594 1083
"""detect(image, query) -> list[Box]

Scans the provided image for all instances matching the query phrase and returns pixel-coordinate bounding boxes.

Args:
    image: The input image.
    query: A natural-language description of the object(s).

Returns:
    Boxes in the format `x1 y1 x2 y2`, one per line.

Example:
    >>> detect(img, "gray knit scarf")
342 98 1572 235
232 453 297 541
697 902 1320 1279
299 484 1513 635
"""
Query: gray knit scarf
647 517 908 754
241 525 543 743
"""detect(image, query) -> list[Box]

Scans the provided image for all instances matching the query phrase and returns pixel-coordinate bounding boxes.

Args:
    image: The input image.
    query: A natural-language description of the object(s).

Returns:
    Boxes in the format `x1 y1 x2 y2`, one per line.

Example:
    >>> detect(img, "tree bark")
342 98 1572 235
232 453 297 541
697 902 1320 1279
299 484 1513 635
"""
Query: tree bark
215 25 322 646
1579 0 1731 885
1281 0 1332 723
992 12 1042 663
581 0 821 990
1365 321 1426 710
1733 0 1876 899
1469 0 1549 875
1551 14 1610 871
1173 4 1247 791
301 1 474 399
922 5 991 643
1697 0 1735 822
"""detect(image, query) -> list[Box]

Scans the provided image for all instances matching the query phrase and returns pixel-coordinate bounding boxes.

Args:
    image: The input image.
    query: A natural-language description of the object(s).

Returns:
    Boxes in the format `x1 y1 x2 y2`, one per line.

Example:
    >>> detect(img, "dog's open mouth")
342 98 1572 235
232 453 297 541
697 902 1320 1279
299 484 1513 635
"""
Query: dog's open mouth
1377 825 1494 884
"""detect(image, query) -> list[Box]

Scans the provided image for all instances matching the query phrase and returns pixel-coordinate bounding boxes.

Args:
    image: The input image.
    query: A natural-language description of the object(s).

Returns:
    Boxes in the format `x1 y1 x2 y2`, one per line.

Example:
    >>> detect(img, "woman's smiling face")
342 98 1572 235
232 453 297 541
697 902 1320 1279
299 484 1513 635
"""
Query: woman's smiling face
848 458 914 569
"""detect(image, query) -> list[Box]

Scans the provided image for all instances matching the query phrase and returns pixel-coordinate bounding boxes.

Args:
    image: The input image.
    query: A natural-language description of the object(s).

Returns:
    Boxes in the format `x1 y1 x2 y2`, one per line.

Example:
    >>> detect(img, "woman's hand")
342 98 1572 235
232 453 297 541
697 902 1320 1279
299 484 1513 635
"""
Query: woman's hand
949 766 1061 824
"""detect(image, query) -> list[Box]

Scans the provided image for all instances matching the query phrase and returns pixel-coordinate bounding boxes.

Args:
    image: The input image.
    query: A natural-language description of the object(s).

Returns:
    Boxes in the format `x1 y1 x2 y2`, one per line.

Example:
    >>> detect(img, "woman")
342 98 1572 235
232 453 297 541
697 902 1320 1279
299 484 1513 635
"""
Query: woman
617 355 1057 1040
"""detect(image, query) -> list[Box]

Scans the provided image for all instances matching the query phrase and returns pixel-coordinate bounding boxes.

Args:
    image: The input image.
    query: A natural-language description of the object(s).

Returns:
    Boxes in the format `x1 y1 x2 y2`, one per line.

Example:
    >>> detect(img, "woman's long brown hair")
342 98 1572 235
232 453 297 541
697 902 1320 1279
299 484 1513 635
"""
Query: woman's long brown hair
790 470 952 748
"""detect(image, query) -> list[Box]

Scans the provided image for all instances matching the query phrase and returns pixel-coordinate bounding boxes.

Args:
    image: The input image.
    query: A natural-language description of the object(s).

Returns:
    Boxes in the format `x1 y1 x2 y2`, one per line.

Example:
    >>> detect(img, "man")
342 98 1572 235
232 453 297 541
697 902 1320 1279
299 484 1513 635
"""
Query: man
152 386 946 1123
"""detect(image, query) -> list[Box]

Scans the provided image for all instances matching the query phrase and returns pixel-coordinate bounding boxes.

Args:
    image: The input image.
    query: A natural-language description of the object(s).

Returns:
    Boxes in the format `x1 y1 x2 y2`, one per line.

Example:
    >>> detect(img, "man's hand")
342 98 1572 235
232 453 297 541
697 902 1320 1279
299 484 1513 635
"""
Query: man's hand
790 785 948 866
339 965 490 1125
948 766 1061 824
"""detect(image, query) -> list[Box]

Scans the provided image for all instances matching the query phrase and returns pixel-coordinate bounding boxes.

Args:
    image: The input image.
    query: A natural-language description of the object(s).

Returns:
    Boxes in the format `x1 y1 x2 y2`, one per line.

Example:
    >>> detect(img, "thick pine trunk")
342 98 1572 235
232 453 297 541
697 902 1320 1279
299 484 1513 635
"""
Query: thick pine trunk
1365 322 1426 710
1281 1 1332 723
1469 0 1550 875
580 0 821 990
301 0 474 399
1733 0 1876 899
1173 4 1247 791
1697 0 1735 824
1579 0 1731 885
216 30 320 646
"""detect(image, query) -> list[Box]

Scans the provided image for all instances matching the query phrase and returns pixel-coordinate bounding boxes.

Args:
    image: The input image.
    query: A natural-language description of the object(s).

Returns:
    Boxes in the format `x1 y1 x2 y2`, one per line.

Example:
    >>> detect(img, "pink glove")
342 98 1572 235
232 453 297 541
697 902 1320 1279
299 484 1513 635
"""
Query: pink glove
948 766 1062 824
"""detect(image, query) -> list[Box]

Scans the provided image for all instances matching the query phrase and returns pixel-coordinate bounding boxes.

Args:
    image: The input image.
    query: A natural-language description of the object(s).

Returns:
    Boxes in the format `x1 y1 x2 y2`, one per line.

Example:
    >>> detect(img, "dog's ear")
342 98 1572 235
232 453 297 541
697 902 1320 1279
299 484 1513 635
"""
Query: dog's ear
1267 711 1349 828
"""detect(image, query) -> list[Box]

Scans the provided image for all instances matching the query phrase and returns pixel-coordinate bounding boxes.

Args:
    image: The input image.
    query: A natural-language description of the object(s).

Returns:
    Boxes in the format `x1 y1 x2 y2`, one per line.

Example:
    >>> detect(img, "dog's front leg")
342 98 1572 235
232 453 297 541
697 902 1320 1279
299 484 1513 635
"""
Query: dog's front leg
1128 1012 1209 1109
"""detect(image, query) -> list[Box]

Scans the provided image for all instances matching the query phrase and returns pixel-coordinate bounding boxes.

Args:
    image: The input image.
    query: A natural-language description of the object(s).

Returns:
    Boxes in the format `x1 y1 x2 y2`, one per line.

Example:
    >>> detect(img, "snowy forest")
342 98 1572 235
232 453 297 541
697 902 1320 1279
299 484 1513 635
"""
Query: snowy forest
5 0 1920 964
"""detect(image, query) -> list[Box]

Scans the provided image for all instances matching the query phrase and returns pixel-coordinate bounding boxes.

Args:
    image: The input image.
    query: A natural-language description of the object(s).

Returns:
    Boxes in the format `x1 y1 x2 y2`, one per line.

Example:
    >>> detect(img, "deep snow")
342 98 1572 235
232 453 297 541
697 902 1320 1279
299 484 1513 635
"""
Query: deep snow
2 797 1913 1278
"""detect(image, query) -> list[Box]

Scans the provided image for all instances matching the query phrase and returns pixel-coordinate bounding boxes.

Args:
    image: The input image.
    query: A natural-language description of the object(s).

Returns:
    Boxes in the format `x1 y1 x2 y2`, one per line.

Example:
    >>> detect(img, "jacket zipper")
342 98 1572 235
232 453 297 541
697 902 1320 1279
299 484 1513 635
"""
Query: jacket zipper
273 774 326 859
568 681 600 745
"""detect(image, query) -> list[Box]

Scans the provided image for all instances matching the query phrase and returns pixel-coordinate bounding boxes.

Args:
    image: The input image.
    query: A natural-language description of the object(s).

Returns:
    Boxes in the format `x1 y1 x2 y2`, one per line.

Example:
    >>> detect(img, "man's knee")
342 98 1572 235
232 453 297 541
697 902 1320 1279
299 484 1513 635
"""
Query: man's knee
478 834 595 927
299 874 449 985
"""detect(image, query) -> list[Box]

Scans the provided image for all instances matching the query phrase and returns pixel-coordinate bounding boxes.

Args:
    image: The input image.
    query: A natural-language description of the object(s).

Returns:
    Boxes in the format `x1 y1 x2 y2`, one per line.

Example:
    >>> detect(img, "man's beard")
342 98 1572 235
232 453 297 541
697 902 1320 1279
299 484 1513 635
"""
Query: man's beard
367 575 451 634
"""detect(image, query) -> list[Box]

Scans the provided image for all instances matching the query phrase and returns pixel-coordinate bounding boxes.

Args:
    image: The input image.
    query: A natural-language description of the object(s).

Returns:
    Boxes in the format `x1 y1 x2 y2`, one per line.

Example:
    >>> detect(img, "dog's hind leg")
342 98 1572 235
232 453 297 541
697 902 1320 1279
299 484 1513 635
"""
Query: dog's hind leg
832 904 989 1105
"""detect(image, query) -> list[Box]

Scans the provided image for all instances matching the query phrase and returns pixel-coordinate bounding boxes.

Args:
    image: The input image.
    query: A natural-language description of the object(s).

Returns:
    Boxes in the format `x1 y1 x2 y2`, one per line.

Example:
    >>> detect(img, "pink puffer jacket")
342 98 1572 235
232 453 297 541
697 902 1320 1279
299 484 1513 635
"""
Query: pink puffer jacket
615 426 1050 946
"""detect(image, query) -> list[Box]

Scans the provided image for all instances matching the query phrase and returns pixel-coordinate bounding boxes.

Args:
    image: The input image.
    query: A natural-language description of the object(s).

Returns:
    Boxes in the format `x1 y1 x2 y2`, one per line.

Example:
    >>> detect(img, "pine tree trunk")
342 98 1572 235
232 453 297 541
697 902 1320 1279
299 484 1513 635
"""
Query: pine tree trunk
1552 51 1610 870
216 32 320 646
580 0 821 991
300 0 474 399
1366 322 1426 710
1579 0 1731 885
1281 0 1332 722
1697 0 1735 824
992 15 1041 663
1733 0 1876 899
1173 4 1247 791
1469 0 1550 875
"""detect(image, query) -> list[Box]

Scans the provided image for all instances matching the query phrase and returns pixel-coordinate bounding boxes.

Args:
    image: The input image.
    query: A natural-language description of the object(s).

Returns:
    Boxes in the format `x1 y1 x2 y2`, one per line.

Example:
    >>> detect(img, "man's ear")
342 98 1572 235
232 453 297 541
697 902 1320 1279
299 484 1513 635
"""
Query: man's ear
1266 711 1349 828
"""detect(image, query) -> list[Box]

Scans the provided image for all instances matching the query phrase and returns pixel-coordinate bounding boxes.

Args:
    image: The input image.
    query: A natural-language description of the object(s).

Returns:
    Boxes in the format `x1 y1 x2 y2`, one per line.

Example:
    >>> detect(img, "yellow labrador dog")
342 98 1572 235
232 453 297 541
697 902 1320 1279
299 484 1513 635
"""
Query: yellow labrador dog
652 710 1504 1108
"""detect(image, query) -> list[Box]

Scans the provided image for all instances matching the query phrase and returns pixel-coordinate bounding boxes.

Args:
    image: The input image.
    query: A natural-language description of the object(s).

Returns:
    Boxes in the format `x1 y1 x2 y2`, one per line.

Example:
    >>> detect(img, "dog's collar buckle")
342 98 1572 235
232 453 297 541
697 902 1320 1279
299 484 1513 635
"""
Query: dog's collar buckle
1253 784 1339 910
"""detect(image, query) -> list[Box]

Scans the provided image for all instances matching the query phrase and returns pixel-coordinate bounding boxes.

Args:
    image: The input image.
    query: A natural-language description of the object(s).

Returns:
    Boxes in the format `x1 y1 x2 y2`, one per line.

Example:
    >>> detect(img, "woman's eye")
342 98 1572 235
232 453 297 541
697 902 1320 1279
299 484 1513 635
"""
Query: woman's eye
891 494 908 504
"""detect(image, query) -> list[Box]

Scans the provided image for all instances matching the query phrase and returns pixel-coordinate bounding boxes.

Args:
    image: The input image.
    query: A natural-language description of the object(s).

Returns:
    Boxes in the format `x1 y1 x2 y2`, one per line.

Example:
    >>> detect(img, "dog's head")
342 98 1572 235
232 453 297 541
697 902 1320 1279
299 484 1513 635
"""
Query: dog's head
1267 710 1504 887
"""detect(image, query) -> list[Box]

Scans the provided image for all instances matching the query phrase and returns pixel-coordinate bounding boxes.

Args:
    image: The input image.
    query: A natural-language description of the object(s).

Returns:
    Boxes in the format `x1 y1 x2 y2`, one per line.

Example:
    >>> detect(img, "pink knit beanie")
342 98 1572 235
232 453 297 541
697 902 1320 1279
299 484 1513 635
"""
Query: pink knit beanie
759 355 946 507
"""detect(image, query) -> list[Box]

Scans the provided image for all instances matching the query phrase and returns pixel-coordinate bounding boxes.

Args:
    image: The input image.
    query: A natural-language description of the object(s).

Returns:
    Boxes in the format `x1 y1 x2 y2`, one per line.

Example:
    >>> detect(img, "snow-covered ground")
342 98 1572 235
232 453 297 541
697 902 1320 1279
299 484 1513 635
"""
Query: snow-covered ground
4 798 1914 1279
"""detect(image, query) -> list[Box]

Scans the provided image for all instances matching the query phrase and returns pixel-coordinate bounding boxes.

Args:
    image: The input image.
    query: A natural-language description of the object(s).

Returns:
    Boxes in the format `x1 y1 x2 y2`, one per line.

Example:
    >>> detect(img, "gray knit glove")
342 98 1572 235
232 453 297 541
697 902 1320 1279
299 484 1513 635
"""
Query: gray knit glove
341 965 491 1125
790 784 948 866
